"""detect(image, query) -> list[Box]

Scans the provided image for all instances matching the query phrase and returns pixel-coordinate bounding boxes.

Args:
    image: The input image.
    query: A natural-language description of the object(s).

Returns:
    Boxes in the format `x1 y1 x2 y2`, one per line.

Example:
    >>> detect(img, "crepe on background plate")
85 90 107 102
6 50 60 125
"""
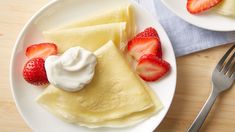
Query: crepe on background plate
215 0 235 17
36 41 162 128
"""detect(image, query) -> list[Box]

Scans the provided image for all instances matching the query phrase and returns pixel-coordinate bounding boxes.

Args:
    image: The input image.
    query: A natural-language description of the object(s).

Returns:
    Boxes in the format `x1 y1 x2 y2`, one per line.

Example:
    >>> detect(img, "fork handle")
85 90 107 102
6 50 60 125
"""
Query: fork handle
188 89 219 132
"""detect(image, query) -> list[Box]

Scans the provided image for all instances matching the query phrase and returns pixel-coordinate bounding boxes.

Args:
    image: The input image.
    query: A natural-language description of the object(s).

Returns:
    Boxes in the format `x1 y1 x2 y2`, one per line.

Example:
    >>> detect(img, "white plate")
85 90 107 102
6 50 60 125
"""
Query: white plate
161 0 235 31
10 0 176 131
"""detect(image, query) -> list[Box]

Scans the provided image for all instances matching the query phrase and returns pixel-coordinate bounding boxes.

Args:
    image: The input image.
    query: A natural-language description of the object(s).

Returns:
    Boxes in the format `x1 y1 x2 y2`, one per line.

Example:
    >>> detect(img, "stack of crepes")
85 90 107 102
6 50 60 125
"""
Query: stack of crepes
36 4 162 128
215 0 235 17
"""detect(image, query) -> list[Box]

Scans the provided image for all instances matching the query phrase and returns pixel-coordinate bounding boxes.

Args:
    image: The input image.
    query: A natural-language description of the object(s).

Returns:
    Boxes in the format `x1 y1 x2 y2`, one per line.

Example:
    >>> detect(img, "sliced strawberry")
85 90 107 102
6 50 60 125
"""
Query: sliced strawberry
127 38 162 60
127 27 162 60
26 43 57 59
136 54 170 82
23 58 49 86
136 27 160 39
187 0 222 14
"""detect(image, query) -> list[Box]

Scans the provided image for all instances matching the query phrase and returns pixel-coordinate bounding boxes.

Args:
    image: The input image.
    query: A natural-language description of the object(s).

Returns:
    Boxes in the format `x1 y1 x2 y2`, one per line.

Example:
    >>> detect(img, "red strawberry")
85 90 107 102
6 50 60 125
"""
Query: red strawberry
26 43 57 59
127 27 162 60
23 58 49 86
136 27 159 39
187 0 222 14
127 38 162 60
136 54 170 82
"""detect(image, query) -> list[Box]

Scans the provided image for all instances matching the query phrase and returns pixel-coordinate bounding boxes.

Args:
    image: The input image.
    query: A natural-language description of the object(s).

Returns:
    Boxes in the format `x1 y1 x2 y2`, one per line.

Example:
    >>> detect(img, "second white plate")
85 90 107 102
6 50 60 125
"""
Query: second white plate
161 0 235 31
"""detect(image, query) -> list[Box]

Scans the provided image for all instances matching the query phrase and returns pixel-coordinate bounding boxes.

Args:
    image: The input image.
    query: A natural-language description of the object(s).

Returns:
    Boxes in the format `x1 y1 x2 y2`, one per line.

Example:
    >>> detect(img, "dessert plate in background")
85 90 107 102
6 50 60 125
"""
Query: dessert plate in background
161 0 235 31
10 0 176 131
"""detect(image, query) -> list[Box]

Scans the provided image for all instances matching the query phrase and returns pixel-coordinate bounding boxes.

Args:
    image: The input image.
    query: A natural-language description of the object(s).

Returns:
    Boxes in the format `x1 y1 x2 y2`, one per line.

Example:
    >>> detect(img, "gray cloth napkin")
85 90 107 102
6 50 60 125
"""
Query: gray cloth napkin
135 0 235 57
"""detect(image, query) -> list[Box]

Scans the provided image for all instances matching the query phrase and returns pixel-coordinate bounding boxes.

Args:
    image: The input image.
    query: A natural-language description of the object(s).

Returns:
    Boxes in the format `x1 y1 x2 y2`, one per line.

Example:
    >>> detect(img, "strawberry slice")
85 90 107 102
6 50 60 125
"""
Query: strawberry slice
26 43 57 59
136 54 170 82
187 0 222 14
127 38 162 60
136 27 160 39
127 27 162 60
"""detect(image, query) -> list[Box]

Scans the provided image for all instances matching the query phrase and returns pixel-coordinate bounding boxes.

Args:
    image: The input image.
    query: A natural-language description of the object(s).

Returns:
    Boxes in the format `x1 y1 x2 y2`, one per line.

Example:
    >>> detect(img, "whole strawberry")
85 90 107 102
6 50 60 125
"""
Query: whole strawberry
23 58 49 86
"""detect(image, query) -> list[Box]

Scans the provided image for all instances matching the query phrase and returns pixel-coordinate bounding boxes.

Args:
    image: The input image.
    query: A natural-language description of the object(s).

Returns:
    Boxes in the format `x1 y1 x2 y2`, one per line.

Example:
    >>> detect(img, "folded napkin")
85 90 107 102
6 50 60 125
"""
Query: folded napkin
134 0 235 57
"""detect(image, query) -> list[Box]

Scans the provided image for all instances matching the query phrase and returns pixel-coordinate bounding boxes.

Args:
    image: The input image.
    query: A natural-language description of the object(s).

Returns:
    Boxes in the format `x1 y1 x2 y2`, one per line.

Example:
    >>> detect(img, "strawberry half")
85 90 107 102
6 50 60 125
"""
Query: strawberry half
136 27 160 39
187 0 222 14
127 38 162 60
127 27 162 60
136 54 170 82
26 43 57 59
23 58 49 86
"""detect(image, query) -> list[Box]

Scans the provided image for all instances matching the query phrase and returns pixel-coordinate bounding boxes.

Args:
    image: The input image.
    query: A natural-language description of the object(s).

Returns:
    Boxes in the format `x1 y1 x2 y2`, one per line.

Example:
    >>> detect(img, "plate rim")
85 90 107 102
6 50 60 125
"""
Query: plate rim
133 1 177 131
9 0 177 131
9 0 60 130
161 0 235 32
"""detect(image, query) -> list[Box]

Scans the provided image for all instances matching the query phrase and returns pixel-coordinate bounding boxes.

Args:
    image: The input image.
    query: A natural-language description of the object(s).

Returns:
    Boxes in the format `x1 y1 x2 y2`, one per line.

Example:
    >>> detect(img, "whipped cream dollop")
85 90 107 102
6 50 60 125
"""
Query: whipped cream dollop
45 47 97 92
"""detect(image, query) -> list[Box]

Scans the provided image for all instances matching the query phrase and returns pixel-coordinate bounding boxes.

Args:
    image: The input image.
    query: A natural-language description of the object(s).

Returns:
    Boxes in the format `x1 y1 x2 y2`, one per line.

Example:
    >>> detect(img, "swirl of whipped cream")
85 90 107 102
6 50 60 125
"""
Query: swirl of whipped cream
45 47 97 92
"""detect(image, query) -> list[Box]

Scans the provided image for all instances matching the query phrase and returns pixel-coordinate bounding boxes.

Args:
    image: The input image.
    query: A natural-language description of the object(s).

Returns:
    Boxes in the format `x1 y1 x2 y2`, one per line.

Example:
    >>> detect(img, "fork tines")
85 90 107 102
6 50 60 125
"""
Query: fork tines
216 44 235 77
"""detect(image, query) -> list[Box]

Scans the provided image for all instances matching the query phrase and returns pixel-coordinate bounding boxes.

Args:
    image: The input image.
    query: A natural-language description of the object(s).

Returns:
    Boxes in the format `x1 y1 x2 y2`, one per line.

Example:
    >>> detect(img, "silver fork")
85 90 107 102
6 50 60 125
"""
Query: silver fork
188 44 235 132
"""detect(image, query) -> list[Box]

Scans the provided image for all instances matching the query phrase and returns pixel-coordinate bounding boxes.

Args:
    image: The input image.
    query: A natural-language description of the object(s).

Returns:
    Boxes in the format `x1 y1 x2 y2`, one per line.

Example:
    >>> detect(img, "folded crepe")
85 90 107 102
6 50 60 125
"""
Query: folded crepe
43 22 127 53
77 85 162 128
215 0 235 17
36 41 162 127
52 4 135 39
43 4 136 53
